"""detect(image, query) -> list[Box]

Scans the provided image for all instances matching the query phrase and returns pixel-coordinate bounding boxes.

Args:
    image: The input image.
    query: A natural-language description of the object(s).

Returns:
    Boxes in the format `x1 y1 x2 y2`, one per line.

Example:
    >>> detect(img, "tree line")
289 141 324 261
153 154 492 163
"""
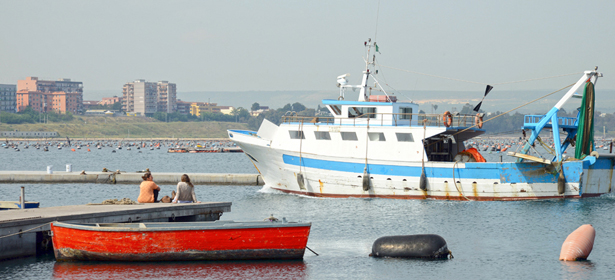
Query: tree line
0 107 74 124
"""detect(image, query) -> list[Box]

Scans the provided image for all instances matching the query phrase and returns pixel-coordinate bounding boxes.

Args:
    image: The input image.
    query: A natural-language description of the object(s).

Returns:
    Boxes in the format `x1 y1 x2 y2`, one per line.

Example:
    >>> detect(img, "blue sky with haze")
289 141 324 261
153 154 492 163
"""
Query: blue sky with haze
1 0 614 97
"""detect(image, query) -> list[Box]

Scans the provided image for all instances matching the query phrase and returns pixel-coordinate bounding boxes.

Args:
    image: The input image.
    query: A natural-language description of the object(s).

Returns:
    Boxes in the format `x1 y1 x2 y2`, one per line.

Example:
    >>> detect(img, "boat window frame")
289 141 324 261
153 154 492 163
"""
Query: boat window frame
314 131 331 140
328 105 342 116
340 132 358 141
368 132 386 141
399 107 412 120
349 107 376 119
395 132 414 142
288 130 305 139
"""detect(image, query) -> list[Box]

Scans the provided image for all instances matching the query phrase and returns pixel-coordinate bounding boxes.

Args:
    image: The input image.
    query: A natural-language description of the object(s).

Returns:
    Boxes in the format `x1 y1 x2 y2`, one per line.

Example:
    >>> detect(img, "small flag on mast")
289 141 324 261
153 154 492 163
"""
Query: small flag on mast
473 85 493 112
375 43 380 53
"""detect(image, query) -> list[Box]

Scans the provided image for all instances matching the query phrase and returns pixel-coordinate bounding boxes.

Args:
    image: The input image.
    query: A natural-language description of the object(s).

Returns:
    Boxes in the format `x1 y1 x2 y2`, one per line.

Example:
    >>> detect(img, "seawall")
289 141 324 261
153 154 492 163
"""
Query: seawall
0 171 264 185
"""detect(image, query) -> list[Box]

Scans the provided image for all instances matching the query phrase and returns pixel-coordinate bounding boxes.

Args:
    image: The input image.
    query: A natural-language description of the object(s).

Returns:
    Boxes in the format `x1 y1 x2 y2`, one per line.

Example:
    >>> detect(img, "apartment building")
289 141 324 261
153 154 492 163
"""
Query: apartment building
100 96 122 106
16 77 83 114
157 81 176 113
122 80 176 116
16 91 83 114
176 100 191 115
190 102 221 117
0 84 16 113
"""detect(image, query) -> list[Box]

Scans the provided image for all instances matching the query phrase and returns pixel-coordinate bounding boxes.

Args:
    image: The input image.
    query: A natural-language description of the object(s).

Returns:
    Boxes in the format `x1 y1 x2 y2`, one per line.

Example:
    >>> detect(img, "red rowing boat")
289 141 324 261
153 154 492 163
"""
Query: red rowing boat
51 220 311 261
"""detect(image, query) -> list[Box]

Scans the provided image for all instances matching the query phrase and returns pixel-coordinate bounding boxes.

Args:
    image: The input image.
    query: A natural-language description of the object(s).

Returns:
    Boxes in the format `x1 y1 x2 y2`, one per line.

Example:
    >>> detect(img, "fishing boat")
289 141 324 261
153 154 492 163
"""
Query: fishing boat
228 39 613 200
0 201 40 210
51 220 311 261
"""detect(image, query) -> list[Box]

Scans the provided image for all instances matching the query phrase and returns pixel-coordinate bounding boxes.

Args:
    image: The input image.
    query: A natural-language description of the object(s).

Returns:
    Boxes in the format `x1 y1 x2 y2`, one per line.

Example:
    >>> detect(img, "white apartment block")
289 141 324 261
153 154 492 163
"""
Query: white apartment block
122 80 176 116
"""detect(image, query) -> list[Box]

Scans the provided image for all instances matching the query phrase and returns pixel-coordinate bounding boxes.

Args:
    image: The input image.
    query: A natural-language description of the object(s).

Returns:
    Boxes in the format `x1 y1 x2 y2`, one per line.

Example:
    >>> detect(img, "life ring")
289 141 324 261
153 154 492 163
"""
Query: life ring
442 111 453 127
475 113 483 129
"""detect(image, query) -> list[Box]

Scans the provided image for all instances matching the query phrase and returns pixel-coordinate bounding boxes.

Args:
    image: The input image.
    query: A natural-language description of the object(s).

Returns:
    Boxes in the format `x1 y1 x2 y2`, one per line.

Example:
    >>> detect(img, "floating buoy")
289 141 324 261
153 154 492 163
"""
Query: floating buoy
87 149 91 152
370 234 452 259
71 149 75 152
559 224 595 261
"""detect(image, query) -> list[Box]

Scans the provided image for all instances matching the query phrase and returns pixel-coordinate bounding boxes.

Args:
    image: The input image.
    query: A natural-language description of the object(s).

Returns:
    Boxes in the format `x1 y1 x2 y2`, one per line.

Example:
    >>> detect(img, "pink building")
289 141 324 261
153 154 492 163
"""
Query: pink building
16 90 83 114
17 77 84 114
100 96 122 106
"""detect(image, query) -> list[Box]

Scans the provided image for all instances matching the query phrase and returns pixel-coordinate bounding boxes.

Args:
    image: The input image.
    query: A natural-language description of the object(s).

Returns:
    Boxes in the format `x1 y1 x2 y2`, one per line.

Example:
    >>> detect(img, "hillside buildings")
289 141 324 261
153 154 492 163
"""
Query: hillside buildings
190 102 222 116
122 80 176 116
0 84 16 113
15 77 83 114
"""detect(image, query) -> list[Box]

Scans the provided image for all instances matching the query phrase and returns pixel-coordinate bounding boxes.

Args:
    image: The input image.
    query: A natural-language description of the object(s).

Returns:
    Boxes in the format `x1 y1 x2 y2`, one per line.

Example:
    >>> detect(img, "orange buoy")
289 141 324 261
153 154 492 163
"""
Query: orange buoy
71 149 75 152
87 149 91 152
559 224 595 261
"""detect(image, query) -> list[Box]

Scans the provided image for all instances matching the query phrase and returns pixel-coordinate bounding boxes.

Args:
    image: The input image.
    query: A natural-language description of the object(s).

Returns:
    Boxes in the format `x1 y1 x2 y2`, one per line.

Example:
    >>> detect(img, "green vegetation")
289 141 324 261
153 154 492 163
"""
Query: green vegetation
0 107 74 124
0 115 247 138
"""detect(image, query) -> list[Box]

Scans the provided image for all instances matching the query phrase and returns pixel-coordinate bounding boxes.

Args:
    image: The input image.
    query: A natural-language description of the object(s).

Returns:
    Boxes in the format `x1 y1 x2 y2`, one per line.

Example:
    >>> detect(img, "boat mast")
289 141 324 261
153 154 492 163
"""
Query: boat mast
359 39 375 101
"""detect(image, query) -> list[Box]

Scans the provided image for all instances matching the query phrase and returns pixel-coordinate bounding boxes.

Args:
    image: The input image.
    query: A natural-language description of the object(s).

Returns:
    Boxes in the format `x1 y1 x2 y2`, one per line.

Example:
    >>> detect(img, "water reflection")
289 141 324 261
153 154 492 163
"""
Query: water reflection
560 260 595 279
53 260 307 280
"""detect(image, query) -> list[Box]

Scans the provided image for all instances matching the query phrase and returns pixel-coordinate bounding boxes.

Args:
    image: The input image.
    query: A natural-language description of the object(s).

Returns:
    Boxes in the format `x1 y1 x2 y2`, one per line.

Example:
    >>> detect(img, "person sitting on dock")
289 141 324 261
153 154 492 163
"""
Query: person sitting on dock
137 172 161 203
172 174 199 203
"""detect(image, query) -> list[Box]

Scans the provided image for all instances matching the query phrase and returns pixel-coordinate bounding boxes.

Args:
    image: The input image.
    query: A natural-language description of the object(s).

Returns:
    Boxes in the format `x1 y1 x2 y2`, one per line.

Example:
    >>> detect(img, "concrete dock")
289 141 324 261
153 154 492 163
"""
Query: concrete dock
0 171 264 185
0 202 232 260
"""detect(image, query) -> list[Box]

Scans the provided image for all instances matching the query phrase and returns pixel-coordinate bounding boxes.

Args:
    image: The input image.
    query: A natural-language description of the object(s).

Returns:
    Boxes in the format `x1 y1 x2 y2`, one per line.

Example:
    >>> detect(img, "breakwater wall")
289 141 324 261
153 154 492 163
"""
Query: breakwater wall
0 171 264 185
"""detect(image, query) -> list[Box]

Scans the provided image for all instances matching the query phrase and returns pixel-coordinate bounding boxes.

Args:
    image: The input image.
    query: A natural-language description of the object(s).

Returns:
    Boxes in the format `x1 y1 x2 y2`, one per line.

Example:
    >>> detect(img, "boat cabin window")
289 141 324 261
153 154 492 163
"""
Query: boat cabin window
348 107 376 118
314 131 331 140
289 131 305 139
400 107 412 120
396 133 414 142
368 132 386 141
341 132 358 141
328 105 342 116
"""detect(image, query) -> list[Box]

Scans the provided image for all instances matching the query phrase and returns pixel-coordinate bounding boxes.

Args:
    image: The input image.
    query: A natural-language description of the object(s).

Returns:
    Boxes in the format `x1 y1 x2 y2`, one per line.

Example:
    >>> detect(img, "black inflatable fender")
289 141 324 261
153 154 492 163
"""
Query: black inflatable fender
370 234 451 259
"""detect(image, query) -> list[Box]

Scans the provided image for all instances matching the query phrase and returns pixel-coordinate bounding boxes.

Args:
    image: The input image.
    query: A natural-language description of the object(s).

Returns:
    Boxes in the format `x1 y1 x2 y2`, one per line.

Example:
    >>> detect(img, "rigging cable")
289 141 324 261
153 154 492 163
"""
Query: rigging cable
425 82 576 149
377 64 582 86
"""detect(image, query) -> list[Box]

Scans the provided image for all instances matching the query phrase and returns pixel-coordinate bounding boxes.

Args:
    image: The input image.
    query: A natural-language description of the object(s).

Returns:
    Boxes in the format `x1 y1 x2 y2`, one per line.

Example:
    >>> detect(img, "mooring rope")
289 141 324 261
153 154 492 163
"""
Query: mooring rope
452 161 471 201
0 222 51 239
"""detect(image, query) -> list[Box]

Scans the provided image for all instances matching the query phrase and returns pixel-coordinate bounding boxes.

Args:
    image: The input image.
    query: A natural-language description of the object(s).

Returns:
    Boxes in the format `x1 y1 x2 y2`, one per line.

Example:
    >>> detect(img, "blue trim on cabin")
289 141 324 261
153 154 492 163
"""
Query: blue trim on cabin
282 154 585 183
322 99 395 106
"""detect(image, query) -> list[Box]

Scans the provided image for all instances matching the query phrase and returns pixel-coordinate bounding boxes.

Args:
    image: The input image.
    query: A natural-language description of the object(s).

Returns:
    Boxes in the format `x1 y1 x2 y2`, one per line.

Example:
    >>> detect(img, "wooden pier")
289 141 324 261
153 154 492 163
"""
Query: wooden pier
0 202 231 261
0 171 264 185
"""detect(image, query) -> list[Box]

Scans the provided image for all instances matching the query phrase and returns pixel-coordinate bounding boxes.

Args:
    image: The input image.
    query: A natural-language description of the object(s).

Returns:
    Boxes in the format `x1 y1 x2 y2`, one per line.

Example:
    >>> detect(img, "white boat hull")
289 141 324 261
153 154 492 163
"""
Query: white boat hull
230 130 614 201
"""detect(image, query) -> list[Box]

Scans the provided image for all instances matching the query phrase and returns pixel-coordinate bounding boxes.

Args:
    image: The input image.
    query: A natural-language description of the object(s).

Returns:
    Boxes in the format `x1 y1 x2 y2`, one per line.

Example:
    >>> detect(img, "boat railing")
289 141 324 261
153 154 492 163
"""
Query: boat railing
281 113 477 127
524 115 577 129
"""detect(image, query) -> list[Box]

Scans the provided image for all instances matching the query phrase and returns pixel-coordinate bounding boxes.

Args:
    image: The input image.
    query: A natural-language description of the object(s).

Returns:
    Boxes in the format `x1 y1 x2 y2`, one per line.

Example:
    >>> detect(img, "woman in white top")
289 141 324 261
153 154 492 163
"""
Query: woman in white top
173 174 199 203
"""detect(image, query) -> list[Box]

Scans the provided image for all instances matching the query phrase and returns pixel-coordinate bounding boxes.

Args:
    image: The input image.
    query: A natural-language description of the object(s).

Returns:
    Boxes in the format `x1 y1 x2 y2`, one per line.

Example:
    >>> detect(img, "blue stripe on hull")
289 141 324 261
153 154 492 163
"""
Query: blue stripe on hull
282 154 585 184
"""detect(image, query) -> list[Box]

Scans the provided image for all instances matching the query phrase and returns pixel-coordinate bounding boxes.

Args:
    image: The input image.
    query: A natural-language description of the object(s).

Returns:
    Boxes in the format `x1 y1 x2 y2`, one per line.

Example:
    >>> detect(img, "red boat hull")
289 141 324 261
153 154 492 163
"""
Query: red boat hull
51 222 311 262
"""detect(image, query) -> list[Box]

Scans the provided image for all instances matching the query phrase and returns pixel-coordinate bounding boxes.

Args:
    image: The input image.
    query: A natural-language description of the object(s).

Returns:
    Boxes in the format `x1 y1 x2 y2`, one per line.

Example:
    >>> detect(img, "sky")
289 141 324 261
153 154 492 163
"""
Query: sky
1 0 614 102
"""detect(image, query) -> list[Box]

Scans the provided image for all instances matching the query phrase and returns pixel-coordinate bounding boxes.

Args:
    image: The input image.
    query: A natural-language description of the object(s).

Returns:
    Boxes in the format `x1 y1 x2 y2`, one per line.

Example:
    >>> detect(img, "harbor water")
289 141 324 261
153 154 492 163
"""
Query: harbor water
1 145 615 279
